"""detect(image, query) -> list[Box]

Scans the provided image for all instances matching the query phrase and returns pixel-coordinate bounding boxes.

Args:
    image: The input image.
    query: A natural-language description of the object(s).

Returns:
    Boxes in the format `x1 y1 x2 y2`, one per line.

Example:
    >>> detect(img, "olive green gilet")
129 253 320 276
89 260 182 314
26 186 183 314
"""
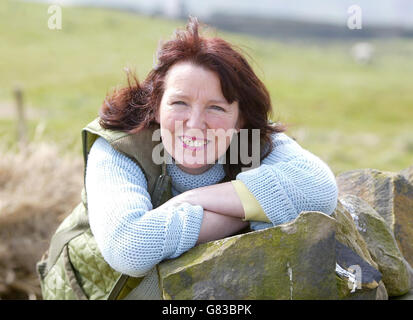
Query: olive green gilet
36 118 174 300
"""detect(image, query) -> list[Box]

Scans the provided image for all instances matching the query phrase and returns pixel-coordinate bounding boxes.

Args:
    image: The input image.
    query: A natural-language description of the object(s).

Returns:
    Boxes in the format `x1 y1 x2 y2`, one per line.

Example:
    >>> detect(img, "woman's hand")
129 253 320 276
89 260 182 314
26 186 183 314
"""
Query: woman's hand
156 184 249 244
180 182 246 219
156 182 246 219
155 191 195 211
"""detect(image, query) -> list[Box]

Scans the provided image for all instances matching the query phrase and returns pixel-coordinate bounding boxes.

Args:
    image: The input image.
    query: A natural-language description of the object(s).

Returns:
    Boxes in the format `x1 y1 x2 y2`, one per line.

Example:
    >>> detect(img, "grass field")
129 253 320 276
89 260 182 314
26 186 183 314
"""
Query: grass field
1 0 413 174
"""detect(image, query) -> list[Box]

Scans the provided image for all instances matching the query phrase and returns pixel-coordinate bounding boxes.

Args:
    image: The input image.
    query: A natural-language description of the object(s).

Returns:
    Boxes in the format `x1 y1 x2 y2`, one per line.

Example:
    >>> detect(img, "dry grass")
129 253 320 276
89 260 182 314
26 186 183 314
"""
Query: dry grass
0 142 83 299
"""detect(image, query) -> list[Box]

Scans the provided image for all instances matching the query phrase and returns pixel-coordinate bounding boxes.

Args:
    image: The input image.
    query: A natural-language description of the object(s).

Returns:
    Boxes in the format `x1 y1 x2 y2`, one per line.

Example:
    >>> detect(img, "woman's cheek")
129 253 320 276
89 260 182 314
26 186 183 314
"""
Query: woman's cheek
165 111 187 129
206 114 235 131
162 117 182 137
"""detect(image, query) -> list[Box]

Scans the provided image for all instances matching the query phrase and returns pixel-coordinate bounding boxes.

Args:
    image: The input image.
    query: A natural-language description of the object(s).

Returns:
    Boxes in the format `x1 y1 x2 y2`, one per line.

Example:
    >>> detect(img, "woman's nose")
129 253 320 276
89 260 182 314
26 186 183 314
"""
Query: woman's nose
185 108 206 130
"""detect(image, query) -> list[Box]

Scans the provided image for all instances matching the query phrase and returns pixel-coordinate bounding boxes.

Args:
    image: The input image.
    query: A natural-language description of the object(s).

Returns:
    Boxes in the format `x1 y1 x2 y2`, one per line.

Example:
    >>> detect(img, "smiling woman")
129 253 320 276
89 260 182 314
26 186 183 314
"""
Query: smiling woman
38 16 338 300
156 62 242 174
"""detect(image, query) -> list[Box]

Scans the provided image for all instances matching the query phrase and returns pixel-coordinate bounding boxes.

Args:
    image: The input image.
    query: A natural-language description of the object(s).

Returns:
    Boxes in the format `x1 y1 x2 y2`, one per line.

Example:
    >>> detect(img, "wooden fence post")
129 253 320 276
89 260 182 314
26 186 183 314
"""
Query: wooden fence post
14 86 27 149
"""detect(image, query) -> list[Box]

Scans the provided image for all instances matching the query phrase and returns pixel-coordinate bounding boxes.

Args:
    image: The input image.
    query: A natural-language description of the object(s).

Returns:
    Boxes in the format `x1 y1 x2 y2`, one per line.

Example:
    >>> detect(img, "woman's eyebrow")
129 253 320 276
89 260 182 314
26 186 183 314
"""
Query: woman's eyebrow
169 93 190 100
169 94 227 105
207 99 227 105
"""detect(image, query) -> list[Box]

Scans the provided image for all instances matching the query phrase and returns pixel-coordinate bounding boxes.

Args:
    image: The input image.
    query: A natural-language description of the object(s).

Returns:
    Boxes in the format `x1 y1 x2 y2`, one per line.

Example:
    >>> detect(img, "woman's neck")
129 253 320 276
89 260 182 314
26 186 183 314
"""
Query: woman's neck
176 163 215 175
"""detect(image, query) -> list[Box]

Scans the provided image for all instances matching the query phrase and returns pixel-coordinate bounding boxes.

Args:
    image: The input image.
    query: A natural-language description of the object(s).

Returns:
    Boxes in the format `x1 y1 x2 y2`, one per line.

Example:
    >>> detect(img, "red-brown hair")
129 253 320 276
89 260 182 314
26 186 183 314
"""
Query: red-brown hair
99 17 285 178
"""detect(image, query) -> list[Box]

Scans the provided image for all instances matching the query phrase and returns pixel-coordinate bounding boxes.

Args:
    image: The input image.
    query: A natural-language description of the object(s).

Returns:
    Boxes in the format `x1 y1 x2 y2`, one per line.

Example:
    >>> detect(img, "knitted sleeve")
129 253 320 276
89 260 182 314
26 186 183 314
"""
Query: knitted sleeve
85 137 204 277
235 133 338 230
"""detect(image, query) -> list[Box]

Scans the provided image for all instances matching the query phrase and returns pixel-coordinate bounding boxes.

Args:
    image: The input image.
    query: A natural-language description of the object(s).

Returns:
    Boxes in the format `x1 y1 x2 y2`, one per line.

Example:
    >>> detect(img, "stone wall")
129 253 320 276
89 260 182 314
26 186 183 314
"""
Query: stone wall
157 165 413 300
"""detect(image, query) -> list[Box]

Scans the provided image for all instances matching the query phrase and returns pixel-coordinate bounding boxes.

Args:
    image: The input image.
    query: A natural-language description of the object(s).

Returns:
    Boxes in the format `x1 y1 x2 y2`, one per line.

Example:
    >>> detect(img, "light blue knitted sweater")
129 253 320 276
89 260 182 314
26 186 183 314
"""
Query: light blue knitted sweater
86 132 338 277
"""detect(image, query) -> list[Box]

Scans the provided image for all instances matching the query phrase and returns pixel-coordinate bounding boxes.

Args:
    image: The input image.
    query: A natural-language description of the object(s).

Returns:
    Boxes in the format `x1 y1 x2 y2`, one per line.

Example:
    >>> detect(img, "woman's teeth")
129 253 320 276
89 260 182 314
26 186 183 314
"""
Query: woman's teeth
181 137 208 147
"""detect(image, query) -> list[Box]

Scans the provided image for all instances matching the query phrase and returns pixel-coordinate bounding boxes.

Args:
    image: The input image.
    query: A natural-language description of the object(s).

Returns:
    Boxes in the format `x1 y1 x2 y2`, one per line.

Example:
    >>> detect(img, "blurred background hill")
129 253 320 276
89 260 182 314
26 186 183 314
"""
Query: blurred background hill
0 0 412 299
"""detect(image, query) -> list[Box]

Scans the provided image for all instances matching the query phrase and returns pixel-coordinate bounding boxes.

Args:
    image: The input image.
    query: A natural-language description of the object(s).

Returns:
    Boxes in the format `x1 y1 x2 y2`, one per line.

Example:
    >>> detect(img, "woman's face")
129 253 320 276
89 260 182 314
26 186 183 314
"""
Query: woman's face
156 62 243 174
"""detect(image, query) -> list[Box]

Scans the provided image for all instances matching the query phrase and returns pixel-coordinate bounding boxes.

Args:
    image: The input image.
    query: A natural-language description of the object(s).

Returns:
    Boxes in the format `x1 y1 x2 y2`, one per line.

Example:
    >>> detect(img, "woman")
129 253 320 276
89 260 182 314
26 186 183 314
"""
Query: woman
85 17 338 276
83 17 337 296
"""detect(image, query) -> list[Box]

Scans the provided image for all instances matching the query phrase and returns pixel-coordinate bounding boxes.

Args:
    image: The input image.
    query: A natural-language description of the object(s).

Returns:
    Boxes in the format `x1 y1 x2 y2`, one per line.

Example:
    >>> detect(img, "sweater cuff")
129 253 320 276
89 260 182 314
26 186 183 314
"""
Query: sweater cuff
169 203 204 258
236 165 298 225
231 180 270 223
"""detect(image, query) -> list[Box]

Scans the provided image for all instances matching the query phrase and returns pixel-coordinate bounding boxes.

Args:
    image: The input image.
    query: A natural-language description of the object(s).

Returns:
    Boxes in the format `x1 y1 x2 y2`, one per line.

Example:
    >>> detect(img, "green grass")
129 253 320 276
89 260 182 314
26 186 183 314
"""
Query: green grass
1 0 413 174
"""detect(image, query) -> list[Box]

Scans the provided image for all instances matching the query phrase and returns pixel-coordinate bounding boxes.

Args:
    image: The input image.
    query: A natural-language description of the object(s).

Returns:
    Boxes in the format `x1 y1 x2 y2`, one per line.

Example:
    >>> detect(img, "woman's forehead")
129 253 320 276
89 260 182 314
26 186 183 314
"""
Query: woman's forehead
164 63 223 96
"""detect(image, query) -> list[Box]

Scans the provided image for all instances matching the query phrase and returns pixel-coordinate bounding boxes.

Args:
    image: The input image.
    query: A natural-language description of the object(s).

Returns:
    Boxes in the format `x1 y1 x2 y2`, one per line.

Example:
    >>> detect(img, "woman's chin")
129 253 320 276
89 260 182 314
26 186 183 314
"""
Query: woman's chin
176 161 214 175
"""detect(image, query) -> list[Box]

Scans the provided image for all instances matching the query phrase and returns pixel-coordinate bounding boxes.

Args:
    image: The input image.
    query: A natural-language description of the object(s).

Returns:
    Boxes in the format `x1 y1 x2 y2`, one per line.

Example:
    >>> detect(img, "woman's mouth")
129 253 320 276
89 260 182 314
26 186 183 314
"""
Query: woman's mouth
179 136 210 150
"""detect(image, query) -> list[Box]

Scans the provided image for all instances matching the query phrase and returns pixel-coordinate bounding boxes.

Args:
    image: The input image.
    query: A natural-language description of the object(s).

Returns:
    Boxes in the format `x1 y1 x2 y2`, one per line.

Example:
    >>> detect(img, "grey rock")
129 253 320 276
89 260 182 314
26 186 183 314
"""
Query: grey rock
400 165 413 184
159 211 340 300
339 194 410 297
336 169 413 267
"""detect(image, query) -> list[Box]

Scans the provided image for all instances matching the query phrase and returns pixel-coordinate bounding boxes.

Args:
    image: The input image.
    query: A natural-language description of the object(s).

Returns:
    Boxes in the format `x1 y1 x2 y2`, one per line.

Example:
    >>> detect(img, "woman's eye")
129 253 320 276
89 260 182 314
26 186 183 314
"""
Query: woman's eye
172 101 187 106
210 105 225 112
